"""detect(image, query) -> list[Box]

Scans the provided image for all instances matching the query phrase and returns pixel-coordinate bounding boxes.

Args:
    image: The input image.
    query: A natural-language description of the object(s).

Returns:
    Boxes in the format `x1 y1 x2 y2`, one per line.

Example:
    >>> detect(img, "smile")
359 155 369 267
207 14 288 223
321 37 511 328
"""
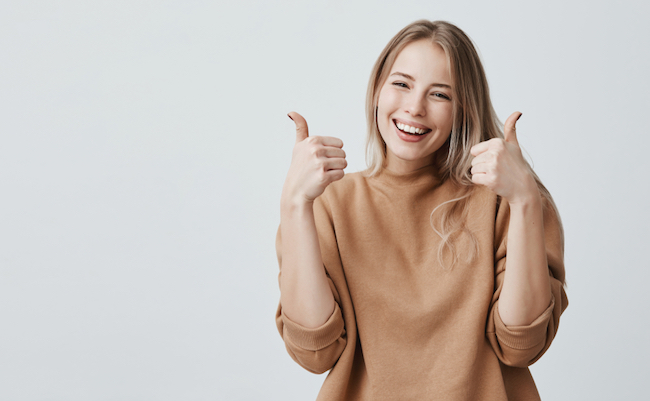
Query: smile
394 120 431 136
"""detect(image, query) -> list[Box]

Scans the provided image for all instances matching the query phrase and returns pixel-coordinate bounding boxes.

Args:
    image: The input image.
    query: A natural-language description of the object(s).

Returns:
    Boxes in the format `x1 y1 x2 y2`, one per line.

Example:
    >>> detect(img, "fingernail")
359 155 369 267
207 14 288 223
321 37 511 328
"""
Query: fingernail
287 113 294 121
516 113 522 121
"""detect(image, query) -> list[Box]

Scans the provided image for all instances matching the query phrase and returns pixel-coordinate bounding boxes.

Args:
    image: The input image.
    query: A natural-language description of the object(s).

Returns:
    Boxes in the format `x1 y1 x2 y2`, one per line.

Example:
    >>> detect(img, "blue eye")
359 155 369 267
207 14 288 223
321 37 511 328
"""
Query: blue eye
392 82 408 88
432 93 450 100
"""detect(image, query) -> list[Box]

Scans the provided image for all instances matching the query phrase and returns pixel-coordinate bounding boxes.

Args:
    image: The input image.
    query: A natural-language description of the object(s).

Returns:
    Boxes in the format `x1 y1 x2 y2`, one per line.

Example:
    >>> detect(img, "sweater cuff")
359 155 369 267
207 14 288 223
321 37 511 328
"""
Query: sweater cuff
495 295 555 350
282 303 345 351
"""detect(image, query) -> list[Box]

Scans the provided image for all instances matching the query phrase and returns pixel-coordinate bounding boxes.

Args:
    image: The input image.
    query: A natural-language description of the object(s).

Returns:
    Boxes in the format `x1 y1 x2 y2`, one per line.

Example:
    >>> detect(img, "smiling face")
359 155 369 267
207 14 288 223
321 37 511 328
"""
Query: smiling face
376 39 454 174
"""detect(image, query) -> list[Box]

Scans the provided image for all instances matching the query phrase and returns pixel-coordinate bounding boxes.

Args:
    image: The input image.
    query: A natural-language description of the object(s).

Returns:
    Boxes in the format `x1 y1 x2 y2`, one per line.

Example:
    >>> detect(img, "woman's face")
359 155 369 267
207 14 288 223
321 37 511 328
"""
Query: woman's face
377 39 454 173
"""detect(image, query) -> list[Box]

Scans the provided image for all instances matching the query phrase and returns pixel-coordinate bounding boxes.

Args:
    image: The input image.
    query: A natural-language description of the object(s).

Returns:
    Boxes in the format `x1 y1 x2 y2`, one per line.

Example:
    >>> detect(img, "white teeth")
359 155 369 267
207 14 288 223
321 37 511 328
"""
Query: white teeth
396 121 428 135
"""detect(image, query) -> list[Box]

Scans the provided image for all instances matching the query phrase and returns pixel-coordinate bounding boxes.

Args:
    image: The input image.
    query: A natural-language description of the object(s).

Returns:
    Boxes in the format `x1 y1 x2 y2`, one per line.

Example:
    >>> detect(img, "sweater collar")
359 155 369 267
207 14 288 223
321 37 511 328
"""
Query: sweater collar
371 163 442 187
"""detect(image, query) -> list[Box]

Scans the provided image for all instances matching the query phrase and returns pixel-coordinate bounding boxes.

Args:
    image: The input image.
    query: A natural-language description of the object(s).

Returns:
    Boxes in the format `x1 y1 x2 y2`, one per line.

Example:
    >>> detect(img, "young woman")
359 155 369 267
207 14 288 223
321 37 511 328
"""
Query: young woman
276 20 567 400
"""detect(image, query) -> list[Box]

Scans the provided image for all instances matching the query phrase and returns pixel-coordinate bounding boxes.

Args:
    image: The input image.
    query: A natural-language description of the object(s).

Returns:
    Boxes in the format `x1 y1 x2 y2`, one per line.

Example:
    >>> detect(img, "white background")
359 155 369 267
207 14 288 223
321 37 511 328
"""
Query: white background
1 0 648 400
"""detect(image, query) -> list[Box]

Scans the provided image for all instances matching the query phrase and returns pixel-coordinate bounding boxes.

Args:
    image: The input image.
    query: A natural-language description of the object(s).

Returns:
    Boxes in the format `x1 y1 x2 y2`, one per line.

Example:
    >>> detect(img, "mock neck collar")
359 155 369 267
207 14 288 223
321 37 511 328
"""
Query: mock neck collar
371 163 442 187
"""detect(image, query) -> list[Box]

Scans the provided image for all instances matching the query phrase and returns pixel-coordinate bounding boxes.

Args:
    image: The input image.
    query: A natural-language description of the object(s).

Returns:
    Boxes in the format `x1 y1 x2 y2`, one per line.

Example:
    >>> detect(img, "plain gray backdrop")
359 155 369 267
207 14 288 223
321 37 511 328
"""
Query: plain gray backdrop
1 0 648 400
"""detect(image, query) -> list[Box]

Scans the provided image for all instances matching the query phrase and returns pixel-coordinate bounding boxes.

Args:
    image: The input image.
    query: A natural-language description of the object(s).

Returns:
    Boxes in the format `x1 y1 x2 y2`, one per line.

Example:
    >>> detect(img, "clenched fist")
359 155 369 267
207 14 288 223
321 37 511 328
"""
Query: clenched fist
281 112 347 207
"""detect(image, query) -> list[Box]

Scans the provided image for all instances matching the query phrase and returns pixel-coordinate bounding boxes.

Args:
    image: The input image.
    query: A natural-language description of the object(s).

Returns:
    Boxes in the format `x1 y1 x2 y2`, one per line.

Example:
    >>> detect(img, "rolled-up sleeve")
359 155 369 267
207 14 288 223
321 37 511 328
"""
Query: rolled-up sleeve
276 301 347 374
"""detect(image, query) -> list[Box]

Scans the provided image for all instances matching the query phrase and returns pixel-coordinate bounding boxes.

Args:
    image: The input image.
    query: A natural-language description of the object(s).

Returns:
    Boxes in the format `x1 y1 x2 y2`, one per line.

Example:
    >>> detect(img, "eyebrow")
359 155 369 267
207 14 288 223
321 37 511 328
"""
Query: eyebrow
390 72 452 89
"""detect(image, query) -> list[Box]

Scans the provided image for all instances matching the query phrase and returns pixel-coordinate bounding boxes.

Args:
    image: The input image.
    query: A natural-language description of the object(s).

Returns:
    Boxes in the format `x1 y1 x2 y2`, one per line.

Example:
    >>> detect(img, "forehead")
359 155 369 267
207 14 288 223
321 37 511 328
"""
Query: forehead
390 40 451 83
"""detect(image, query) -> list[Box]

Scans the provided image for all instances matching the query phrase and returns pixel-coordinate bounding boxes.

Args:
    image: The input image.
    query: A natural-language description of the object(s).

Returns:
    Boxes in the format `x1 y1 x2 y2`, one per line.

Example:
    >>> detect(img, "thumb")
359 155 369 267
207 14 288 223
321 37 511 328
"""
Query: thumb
503 111 522 144
288 111 309 142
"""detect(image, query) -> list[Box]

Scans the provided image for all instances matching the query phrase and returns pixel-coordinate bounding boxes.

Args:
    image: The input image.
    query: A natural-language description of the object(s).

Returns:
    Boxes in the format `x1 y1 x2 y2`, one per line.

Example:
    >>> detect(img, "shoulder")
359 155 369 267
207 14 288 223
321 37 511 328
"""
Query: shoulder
319 170 370 204
311 171 372 222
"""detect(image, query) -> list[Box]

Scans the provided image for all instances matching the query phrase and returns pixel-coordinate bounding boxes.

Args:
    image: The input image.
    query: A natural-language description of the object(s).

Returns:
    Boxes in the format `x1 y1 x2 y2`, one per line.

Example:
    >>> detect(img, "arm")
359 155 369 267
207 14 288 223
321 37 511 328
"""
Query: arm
472 112 568 366
275 222 347 374
280 200 336 328
280 111 346 328
471 112 552 325
275 112 348 373
497 180 551 326
486 197 567 367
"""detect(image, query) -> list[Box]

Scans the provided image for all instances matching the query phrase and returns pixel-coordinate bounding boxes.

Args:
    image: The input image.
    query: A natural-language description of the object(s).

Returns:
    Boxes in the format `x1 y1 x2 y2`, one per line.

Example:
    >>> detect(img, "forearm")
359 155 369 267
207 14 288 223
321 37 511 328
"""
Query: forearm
279 199 336 329
498 192 552 326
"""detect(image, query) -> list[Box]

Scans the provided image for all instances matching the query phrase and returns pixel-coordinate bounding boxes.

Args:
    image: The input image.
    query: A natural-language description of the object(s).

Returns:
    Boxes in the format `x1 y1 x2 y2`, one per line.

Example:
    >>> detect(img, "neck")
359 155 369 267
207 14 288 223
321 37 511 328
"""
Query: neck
384 155 437 175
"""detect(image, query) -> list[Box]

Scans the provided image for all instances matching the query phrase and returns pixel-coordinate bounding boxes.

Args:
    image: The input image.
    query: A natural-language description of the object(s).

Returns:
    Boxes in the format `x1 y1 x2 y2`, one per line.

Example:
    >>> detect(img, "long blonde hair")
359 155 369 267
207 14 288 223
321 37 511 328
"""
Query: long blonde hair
365 20 563 267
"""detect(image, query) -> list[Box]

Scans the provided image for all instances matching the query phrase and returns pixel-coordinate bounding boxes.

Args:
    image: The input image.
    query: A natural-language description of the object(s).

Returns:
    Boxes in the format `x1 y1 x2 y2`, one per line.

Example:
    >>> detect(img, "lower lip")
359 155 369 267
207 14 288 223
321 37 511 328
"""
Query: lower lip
394 122 429 142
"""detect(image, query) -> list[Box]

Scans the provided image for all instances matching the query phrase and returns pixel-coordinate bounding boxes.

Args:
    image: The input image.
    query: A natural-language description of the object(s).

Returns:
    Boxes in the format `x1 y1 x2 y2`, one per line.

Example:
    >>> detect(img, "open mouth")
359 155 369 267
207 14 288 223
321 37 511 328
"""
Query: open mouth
394 120 431 136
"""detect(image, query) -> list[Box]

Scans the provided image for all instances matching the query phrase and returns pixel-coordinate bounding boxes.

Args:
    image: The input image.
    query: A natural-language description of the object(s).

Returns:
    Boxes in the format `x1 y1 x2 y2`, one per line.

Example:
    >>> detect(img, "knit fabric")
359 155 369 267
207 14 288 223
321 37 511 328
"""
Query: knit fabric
275 165 567 400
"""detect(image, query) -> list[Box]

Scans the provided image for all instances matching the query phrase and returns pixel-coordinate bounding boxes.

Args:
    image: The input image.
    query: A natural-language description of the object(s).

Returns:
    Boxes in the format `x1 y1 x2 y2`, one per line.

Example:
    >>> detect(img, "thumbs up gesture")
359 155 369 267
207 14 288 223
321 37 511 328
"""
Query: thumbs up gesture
470 112 538 205
281 112 347 206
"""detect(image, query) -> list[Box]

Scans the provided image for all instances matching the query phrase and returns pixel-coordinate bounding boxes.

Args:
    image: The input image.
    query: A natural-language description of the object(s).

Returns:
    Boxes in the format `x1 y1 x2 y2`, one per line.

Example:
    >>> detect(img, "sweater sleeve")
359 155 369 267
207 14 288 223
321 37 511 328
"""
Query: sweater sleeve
486 197 568 368
274 196 348 374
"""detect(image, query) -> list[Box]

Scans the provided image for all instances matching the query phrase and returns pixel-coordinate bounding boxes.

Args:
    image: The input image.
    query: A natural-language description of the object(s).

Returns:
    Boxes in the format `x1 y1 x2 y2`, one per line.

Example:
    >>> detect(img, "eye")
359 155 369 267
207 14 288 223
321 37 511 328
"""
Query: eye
392 81 409 89
432 92 451 100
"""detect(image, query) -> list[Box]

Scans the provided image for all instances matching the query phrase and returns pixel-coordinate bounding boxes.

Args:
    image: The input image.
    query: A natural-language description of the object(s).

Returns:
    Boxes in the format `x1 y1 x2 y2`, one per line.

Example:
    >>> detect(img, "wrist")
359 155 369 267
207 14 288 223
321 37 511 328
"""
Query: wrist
281 194 315 214
507 177 541 209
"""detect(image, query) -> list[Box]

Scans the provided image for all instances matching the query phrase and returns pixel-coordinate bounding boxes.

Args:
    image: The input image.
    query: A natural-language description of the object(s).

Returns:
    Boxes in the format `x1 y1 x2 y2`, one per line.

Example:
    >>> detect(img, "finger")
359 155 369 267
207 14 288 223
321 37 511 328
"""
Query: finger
322 147 346 159
288 111 309 142
470 163 488 175
471 172 488 186
324 169 345 183
470 141 490 156
317 136 344 148
503 111 522 144
470 152 491 166
323 157 347 170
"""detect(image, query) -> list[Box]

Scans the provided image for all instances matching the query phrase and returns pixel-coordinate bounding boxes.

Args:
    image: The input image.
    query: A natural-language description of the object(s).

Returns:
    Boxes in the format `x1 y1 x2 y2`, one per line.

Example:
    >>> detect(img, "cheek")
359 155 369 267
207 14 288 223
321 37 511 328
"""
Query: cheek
432 104 453 131
376 89 395 135
377 87 399 113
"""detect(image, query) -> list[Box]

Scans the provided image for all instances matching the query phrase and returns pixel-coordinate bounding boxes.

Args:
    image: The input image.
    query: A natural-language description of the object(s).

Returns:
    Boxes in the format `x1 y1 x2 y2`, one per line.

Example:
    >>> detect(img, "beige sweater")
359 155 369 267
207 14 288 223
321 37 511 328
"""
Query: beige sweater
276 165 567 400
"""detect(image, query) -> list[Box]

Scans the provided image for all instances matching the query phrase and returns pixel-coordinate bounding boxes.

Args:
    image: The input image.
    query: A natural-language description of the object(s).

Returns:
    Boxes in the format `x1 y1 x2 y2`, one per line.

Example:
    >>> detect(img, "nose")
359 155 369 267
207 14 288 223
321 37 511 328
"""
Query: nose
405 93 426 117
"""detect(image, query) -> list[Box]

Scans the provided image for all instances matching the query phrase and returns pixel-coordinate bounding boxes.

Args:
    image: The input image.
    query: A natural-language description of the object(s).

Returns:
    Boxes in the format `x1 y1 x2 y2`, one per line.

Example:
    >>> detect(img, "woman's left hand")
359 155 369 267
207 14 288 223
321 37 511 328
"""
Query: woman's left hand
470 112 539 206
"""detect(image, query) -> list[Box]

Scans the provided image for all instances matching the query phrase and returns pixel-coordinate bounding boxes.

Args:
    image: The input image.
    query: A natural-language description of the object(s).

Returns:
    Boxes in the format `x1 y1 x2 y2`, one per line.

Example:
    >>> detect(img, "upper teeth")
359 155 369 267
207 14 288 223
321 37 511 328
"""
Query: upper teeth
396 122 428 134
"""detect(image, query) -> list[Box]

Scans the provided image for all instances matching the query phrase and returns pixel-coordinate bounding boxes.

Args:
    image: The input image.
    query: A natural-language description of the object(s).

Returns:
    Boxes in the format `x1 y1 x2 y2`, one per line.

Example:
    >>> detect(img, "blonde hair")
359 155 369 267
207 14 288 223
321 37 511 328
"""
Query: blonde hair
365 20 563 268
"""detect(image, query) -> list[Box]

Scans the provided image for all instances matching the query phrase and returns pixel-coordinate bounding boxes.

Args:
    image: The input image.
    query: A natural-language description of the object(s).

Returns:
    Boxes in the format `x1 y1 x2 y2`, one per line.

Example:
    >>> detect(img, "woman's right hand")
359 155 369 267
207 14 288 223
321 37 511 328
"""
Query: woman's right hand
281 112 347 207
